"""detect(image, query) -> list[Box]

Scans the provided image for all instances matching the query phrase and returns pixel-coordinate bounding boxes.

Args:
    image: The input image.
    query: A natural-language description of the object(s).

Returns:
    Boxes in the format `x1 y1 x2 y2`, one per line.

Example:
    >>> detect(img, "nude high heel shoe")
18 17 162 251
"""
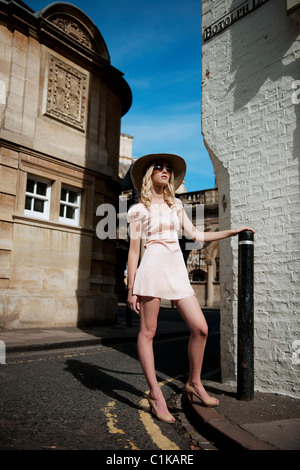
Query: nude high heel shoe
186 382 219 408
147 394 176 424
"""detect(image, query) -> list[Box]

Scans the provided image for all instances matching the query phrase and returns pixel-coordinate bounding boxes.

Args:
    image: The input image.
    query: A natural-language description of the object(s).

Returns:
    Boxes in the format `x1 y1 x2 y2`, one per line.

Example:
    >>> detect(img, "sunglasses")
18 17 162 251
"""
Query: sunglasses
153 162 173 173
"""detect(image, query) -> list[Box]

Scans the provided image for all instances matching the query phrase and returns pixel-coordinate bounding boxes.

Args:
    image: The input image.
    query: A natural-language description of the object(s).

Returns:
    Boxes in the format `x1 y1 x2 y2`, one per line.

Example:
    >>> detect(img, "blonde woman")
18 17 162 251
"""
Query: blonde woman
127 153 254 424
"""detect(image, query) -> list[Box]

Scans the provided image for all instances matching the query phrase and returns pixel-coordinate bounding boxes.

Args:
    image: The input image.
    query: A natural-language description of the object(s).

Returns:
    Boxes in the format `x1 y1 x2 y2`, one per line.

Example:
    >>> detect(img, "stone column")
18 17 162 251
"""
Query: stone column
206 260 214 307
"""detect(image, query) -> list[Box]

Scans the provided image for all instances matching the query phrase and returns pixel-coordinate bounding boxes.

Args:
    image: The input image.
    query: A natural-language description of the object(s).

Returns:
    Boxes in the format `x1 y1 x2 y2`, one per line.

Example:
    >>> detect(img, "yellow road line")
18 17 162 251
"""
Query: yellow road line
139 398 180 450
138 376 186 451
103 400 139 450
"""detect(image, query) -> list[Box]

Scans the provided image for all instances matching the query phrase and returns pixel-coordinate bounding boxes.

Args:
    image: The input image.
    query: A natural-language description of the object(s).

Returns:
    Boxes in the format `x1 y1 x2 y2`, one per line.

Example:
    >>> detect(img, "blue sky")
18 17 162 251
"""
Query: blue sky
27 0 215 192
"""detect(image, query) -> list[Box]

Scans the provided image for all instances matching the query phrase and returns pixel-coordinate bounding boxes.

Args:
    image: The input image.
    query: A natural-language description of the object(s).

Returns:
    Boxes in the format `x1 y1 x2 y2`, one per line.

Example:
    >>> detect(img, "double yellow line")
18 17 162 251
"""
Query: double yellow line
138 377 181 451
104 375 186 451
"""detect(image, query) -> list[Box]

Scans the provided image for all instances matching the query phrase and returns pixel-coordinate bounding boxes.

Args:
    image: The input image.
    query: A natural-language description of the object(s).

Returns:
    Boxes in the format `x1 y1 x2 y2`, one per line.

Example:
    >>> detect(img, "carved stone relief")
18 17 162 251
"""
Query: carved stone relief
52 17 94 50
45 54 88 131
48 13 109 59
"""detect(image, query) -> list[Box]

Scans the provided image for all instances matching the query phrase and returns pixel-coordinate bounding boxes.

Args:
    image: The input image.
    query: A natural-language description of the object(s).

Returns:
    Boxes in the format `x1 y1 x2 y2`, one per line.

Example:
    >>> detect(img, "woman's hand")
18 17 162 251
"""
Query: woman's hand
127 291 140 315
232 226 255 236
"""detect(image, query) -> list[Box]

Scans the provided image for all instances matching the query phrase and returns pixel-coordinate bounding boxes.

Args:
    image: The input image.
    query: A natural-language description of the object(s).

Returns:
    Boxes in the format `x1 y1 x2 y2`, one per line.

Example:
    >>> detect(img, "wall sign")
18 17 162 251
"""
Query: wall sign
203 0 271 42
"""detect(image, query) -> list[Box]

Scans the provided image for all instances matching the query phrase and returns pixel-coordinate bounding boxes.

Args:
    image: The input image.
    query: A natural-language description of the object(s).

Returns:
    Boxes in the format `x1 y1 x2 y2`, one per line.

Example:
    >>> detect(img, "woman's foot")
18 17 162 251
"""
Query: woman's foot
147 393 176 423
186 381 219 407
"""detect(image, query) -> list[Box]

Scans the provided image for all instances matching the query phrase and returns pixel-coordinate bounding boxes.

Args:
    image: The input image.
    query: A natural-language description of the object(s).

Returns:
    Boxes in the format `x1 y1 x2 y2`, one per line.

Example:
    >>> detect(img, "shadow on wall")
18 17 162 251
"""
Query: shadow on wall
228 0 300 165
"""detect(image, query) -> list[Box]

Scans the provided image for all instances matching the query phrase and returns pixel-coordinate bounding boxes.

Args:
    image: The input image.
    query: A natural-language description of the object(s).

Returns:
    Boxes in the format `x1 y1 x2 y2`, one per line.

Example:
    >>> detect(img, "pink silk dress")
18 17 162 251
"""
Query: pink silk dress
127 198 195 300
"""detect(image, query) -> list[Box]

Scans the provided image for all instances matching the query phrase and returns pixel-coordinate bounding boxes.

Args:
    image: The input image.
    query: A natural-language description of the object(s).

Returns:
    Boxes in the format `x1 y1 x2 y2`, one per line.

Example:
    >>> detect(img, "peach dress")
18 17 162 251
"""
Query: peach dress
127 198 195 300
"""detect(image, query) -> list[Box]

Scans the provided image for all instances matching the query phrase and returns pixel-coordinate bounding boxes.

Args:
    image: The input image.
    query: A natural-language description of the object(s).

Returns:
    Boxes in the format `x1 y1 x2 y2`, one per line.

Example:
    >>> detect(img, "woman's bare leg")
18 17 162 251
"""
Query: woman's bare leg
174 295 214 400
138 296 174 419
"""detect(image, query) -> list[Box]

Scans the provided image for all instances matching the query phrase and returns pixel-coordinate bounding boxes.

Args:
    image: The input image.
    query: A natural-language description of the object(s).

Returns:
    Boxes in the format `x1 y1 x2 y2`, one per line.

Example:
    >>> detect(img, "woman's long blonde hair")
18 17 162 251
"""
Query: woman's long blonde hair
140 163 176 210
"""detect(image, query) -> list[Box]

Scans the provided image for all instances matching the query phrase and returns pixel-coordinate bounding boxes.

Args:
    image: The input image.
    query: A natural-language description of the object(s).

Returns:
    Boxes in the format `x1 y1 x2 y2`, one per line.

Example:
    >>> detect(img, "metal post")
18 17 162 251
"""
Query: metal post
237 230 254 400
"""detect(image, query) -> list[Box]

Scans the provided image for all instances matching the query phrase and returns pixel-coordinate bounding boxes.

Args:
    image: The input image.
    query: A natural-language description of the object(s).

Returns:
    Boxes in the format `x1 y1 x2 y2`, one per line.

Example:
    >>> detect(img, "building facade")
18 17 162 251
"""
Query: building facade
0 1 131 329
201 0 300 397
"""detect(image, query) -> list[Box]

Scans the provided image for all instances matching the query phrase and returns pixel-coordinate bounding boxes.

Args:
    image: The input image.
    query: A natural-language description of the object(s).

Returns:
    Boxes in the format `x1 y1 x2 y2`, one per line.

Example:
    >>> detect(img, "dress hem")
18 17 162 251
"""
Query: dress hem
133 293 196 301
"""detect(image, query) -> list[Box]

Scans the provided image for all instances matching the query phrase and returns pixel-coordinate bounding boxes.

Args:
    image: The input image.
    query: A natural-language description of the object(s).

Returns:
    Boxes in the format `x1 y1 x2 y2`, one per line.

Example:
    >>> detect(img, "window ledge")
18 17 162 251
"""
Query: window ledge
12 214 95 236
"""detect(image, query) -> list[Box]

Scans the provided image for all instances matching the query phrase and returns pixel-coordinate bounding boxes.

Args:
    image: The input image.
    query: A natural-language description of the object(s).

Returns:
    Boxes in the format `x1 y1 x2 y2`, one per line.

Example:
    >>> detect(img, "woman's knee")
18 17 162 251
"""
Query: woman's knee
138 297 160 342
139 325 157 342
200 322 209 338
191 321 208 339
174 297 208 338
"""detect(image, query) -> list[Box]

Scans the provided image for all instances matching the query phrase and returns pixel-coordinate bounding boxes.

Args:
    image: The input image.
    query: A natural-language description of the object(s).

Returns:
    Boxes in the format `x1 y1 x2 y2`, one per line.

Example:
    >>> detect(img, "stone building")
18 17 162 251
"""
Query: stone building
201 0 300 397
178 188 219 308
119 133 134 180
0 1 131 329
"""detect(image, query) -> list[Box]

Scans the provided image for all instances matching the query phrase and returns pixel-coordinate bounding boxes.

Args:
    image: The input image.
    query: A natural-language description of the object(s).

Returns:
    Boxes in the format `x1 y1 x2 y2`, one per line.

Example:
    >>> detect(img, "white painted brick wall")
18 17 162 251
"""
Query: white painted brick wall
202 0 300 397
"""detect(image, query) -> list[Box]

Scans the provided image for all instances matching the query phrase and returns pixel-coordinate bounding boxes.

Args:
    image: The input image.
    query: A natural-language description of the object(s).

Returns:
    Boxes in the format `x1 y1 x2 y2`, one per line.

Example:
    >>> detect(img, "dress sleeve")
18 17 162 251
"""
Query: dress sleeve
127 203 147 223
174 198 184 213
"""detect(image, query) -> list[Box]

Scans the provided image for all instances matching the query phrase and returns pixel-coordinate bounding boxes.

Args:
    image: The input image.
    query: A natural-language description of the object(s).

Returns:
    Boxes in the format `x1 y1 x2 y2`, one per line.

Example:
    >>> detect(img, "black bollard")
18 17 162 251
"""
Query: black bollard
237 230 254 401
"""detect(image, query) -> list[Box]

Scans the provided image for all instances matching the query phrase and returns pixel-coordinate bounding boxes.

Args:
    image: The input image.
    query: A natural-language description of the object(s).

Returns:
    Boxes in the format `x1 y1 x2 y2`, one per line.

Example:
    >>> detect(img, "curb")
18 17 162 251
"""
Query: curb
4 328 190 354
173 393 218 450
186 395 278 450
5 337 104 354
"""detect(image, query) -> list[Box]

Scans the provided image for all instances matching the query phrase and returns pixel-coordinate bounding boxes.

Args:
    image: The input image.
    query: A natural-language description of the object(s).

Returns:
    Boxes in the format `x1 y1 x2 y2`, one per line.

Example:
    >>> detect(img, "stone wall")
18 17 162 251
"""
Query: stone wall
0 1 131 328
201 0 300 397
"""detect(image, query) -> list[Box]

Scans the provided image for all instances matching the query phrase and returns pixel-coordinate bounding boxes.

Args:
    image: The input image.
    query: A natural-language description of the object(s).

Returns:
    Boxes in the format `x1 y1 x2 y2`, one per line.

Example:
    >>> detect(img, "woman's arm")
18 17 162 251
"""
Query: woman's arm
127 221 142 314
178 208 255 243
202 226 255 242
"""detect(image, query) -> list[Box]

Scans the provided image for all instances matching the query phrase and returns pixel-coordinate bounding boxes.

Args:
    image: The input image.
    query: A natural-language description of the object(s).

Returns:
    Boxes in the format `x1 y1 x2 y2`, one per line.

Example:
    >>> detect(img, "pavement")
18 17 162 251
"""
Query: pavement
0 304 299 451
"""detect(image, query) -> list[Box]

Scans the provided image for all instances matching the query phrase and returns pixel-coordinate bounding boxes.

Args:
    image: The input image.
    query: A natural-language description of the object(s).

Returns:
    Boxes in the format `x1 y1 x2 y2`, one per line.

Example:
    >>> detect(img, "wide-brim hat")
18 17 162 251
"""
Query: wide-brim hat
130 153 186 193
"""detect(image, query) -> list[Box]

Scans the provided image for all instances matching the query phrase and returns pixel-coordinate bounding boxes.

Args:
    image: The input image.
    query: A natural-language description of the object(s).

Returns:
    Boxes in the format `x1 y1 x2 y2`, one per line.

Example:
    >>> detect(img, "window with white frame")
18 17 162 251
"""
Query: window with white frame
59 185 81 226
24 176 51 219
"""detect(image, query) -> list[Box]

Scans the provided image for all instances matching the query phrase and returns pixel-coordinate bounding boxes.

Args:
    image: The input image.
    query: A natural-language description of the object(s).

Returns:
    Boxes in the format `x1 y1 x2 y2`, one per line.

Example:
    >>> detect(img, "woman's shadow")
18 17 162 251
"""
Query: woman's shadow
64 357 185 412
64 359 147 410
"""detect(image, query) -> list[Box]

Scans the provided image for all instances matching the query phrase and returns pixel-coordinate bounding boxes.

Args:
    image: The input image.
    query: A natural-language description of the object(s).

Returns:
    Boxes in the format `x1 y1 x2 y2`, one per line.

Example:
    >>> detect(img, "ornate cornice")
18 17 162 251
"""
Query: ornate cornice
51 16 95 51
0 0 132 116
